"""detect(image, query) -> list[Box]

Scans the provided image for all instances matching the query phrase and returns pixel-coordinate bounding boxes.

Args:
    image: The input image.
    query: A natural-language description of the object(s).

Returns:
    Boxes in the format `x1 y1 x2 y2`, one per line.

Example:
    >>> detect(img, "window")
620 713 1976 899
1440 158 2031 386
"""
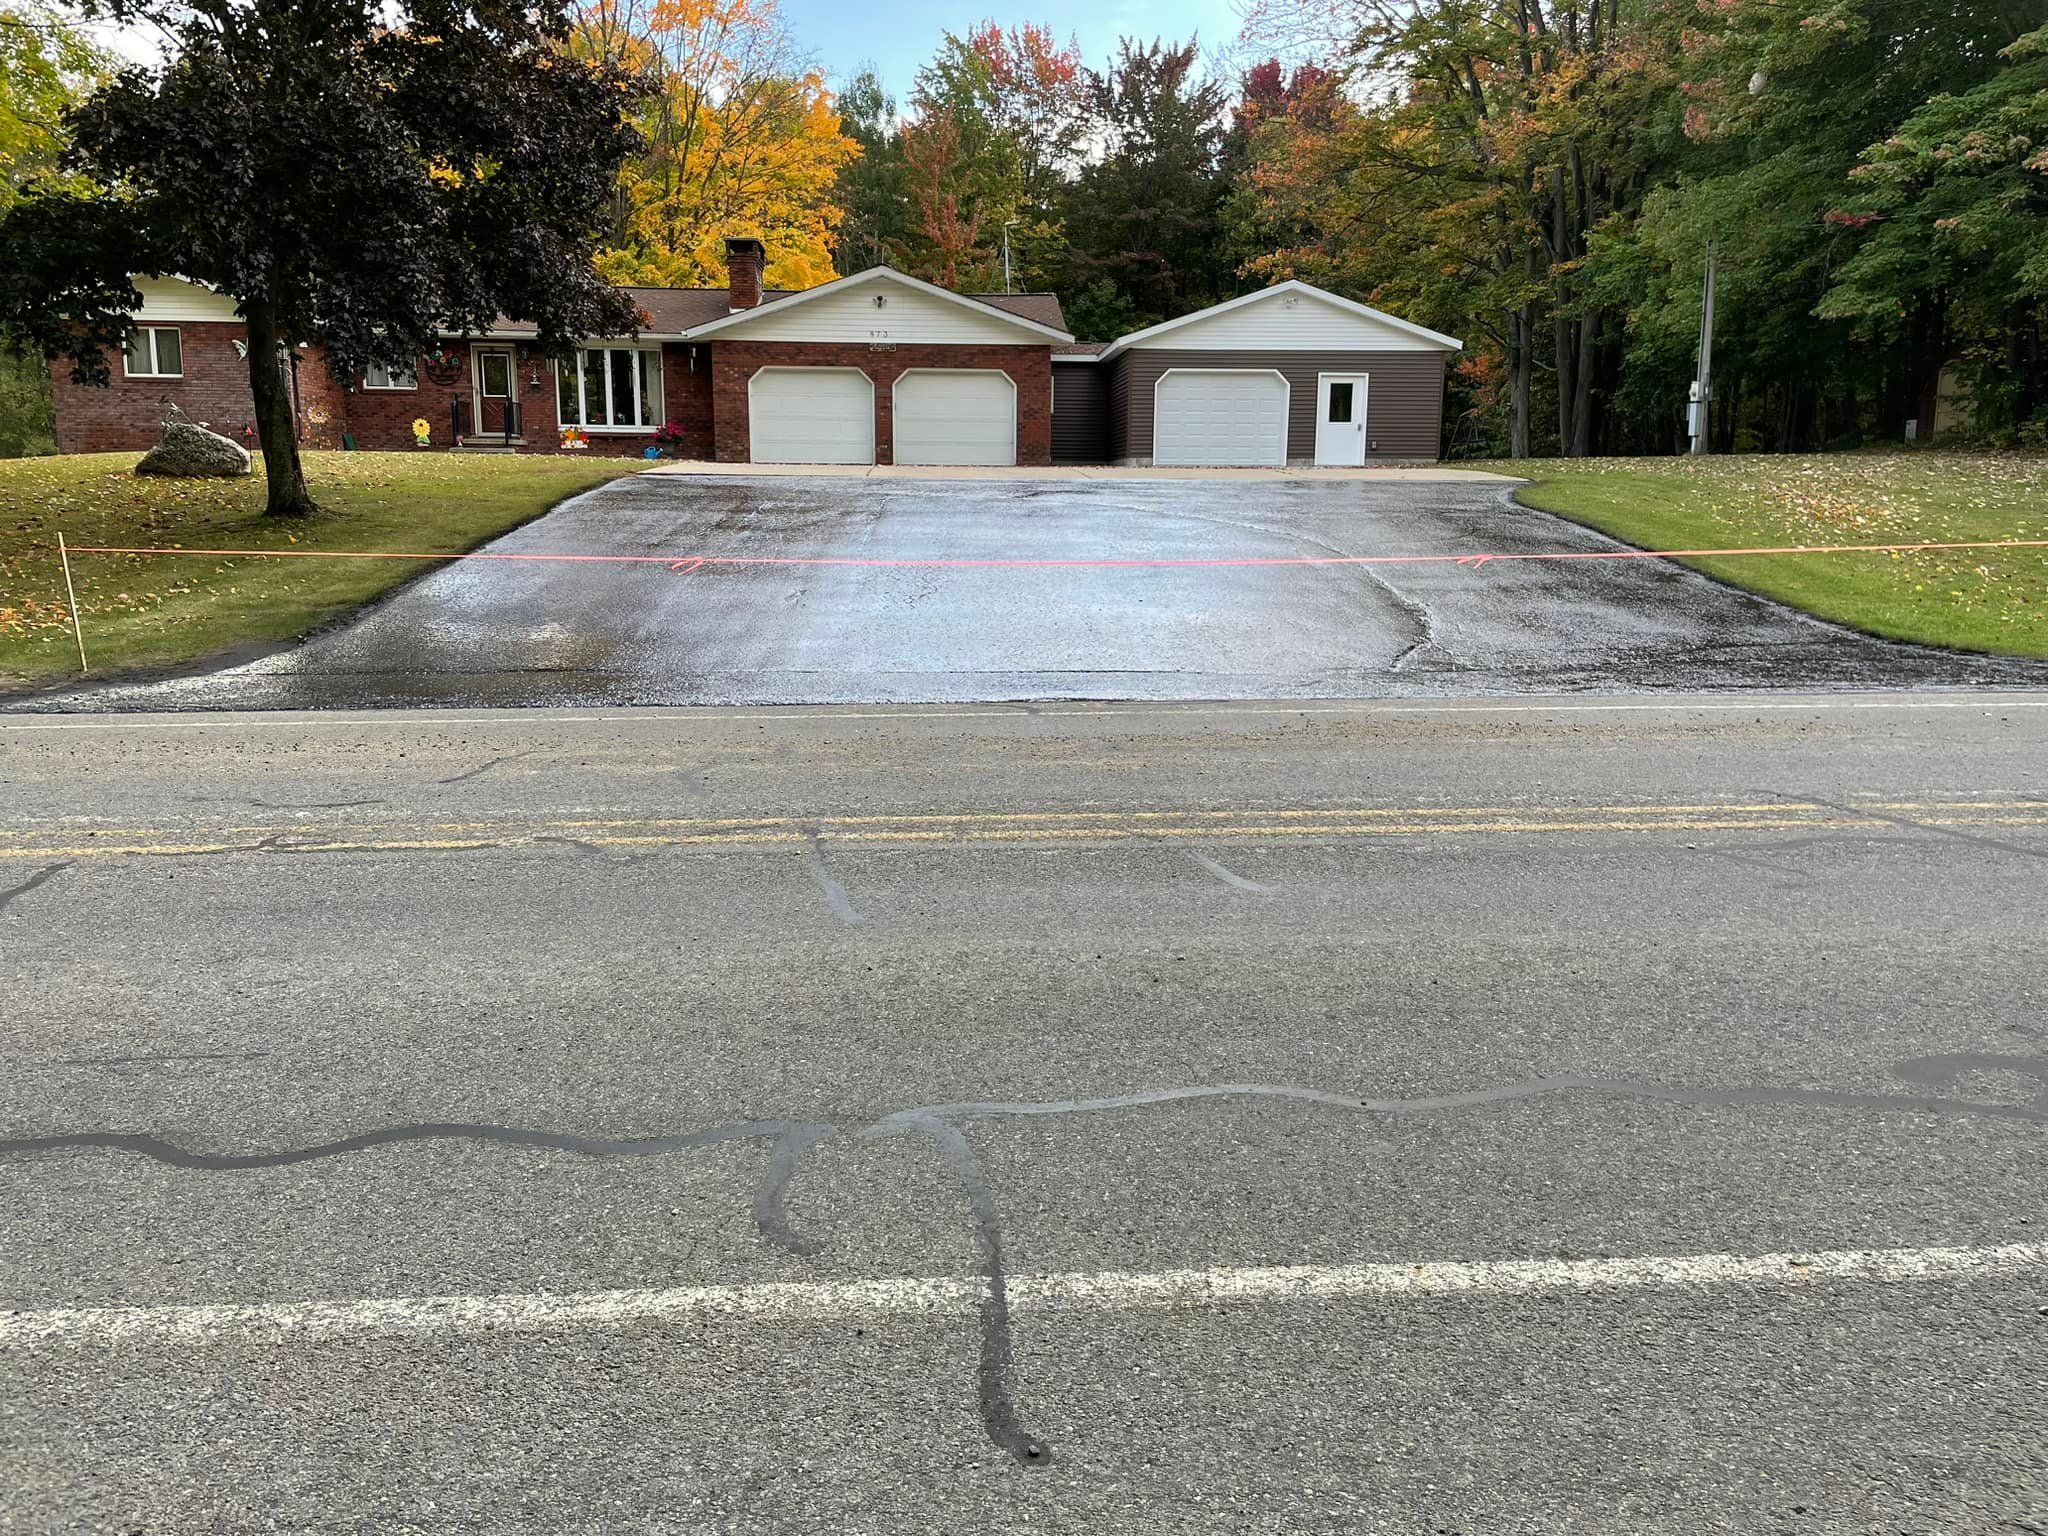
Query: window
555 346 662 430
363 359 417 390
124 327 183 378
1327 381 1354 423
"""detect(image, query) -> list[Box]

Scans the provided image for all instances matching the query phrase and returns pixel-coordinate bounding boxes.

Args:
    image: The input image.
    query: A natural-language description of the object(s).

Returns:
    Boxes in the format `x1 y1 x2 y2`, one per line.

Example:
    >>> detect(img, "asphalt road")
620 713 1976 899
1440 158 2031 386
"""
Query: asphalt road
3 693 2046 1534
34 474 2048 712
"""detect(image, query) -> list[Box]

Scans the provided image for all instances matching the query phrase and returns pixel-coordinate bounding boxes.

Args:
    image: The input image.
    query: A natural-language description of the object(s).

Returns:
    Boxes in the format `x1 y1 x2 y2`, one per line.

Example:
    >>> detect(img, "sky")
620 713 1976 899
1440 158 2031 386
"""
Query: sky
86 0 1262 104
776 0 1251 102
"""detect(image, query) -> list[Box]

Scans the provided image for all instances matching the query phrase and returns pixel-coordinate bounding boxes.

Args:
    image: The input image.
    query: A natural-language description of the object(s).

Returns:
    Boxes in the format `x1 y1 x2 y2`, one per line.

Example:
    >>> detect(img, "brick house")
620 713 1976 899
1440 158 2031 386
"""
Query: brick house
53 239 1461 466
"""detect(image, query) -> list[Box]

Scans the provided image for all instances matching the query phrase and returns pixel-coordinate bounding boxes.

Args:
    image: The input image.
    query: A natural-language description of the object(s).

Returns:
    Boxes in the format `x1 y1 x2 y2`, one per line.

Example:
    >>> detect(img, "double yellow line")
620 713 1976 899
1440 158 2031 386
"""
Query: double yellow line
3 800 2045 861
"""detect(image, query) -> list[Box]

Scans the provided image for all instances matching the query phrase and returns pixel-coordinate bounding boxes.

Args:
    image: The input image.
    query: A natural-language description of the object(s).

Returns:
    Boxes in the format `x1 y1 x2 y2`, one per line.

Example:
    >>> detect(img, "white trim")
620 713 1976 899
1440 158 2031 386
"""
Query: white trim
554 343 664 432
1099 281 1462 362
746 365 876 465
686 266 1074 344
360 360 417 392
122 325 183 379
890 367 1018 467
1151 367 1291 468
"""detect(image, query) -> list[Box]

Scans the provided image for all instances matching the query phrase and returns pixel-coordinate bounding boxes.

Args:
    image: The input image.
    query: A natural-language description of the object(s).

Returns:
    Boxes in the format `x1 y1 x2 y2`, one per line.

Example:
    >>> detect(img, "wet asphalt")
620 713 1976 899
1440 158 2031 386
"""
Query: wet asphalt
4 697 2048 1532
28 474 2048 712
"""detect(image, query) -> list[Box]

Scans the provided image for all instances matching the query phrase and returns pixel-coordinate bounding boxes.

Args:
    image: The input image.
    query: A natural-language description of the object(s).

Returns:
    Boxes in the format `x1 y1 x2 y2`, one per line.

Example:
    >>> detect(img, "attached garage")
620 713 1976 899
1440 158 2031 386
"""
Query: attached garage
893 369 1016 466
1152 370 1289 468
746 367 875 464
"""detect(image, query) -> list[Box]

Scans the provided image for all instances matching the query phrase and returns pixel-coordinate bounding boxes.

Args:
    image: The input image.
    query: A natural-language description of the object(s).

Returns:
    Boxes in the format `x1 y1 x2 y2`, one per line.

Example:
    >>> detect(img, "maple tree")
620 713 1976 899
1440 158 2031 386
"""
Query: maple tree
577 0 856 290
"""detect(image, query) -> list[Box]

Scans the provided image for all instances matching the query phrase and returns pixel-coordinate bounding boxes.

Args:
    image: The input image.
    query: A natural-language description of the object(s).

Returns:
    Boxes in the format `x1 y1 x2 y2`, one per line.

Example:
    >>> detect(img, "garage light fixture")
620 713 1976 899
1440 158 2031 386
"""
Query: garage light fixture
873 294 888 308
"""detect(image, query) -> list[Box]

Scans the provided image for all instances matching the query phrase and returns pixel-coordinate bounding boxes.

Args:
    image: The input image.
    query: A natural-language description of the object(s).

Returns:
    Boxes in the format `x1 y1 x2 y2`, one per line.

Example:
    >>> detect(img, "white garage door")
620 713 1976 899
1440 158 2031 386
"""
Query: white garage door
748 367 874 464
1152 370 1289 467
892 369 1017 466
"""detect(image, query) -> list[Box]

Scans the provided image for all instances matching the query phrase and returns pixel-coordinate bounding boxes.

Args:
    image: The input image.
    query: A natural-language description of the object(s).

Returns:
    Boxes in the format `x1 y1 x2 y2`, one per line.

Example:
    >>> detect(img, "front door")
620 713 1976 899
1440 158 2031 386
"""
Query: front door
472 345 517 441
1314 373 1368 466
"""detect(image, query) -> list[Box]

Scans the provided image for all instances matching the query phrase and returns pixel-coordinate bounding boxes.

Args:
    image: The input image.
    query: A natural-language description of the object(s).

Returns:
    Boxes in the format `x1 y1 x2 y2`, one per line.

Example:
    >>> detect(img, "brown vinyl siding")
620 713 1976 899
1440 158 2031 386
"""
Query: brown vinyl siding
1051 361 1110 464
1111 349 1448 463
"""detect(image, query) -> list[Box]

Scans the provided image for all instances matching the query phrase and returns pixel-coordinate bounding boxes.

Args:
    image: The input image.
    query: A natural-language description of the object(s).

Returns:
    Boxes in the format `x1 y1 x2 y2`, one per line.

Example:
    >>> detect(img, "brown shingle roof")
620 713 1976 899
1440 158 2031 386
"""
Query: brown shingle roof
1053 341 1110 358
463 277 1069 340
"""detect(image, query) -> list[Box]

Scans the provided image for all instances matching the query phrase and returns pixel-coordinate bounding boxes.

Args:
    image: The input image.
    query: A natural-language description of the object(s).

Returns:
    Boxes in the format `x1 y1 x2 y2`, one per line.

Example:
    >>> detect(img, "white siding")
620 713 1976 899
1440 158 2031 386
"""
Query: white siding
131 276 243 324
715 282 1030 345
1130 290 1437 352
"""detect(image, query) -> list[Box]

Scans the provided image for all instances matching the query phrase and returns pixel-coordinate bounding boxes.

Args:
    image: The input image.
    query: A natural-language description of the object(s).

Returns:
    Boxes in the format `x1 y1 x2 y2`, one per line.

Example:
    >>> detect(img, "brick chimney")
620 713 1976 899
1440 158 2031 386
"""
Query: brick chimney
725 237 766 310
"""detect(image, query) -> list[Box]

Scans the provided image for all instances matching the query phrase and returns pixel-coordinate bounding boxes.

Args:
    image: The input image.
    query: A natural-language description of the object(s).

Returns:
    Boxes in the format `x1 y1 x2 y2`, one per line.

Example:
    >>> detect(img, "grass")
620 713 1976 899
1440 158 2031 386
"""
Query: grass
1476 451 2048 658
0 451 638 688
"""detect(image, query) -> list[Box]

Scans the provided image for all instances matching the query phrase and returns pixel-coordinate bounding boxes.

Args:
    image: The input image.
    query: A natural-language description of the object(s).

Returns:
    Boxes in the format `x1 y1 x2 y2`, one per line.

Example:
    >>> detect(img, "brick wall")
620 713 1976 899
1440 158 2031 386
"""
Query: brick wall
710 341 1053 465
51 322 262 453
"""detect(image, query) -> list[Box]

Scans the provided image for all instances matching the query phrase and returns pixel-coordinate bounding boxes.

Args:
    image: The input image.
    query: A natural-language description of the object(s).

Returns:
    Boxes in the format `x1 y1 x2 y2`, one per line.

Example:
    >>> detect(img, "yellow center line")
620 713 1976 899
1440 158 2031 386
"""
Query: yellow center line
4 810 2045 861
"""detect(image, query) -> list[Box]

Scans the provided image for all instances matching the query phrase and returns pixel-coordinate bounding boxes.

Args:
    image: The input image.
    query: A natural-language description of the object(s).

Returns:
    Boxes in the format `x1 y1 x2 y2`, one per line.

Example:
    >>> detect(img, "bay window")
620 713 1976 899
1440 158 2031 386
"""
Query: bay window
556 346 663 430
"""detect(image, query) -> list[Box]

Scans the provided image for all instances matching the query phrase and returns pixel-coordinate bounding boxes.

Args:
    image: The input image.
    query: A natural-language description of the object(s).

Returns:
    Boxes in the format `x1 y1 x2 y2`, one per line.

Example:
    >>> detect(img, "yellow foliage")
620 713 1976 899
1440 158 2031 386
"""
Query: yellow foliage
579 0 857 290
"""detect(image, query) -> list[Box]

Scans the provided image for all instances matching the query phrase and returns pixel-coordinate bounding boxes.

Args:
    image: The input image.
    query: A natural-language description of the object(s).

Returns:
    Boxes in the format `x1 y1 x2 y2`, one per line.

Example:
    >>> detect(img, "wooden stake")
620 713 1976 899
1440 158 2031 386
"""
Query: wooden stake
57 532 88 673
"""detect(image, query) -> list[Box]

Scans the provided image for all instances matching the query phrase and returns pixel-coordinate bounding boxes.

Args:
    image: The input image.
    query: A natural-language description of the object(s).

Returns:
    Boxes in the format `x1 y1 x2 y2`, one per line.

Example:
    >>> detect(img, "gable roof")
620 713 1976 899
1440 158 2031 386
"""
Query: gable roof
1095 280 1462 361
681 265 1074 343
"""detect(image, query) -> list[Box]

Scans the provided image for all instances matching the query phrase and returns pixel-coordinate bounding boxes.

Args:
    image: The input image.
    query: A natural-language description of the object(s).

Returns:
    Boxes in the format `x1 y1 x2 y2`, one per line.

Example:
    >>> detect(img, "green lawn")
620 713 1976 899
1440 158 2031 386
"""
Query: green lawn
1481 452 2048 658
1 451 638 688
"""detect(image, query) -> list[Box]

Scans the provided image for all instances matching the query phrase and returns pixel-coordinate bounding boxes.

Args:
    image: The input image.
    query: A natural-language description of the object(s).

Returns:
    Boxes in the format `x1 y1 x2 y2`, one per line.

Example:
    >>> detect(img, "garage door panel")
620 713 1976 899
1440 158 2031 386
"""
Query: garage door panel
894 370 1016 466
749 368 874 465
1153 370 1288 467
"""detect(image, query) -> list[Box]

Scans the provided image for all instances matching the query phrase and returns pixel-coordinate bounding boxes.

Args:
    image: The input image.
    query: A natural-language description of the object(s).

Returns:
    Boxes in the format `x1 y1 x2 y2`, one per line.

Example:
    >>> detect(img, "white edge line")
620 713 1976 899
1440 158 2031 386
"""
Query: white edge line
8 1242 2042 1347
6 696 2048 732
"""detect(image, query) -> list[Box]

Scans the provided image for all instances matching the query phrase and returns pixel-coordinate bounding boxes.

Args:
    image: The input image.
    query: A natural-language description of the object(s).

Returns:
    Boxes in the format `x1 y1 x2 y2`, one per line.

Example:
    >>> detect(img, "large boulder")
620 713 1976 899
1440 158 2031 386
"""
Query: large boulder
136 420 253 478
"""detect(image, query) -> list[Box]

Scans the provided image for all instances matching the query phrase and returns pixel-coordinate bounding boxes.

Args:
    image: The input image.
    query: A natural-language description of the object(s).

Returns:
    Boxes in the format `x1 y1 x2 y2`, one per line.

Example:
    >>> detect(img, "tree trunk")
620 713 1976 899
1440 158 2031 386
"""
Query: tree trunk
1509 304 1533 458
1569 312 1598 457
243 298 315 518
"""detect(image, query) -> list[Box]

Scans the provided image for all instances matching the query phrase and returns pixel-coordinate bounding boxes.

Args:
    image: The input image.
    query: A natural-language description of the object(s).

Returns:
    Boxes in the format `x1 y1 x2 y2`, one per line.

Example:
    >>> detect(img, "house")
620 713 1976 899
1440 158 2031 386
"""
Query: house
50 240 1462 467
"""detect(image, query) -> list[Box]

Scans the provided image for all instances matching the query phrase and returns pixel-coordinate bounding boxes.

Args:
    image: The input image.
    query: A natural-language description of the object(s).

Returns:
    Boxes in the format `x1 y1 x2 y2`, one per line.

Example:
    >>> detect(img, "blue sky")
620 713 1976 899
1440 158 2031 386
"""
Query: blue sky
785 0 1249 103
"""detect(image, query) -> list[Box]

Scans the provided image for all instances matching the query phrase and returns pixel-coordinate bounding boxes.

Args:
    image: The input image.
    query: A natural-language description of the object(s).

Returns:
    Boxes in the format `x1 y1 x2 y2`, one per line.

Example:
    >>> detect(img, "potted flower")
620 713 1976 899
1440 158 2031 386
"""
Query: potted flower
652 420 691 458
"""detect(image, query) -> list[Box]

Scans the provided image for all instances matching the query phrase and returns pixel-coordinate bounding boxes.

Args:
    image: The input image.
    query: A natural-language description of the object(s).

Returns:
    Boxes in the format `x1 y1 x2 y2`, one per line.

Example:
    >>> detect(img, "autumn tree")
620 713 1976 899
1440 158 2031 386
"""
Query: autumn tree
578 0 856 290
0 0 640 514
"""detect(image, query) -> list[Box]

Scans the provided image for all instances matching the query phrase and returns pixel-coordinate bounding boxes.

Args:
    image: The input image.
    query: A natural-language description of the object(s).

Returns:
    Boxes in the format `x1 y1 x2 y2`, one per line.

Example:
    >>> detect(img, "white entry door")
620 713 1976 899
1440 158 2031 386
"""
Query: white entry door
1152 370 1289 467
893 369 1016 466
1314 373 1369 466
748 367 875 464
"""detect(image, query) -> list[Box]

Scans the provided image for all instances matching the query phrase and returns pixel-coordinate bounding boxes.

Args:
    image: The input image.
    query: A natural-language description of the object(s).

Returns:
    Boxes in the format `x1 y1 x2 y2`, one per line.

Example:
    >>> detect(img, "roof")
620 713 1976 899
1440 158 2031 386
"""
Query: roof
1053 341 1111 359
1096 280 1463 362
683 266 1073 344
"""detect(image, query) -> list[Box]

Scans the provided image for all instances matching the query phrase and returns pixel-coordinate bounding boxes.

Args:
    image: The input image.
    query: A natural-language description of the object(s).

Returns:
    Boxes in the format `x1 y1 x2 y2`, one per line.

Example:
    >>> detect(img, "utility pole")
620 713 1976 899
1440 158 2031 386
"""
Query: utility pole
1002 221 1017 294
1689 242 1718 455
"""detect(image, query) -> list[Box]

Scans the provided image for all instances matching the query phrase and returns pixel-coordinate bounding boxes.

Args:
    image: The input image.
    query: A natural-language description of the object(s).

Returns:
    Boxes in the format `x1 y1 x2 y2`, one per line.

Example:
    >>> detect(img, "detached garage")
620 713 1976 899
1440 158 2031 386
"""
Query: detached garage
1085 281 1462 466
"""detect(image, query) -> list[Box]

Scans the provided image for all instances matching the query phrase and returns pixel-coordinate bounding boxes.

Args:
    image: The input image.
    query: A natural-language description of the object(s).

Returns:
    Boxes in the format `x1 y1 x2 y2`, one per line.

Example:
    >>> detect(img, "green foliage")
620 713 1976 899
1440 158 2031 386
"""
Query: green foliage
0 344 54 456
831 69 909 274
0 0 644 511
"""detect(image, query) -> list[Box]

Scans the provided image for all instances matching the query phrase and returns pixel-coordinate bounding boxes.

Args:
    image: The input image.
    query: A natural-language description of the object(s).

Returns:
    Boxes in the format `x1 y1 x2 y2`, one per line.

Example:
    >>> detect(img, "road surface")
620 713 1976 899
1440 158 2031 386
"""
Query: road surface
3 694 2046 1532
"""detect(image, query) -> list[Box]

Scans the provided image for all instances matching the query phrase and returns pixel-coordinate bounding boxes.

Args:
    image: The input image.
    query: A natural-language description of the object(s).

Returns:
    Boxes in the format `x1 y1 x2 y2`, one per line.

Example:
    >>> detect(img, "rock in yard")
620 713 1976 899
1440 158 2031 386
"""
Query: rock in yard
136 420 252 478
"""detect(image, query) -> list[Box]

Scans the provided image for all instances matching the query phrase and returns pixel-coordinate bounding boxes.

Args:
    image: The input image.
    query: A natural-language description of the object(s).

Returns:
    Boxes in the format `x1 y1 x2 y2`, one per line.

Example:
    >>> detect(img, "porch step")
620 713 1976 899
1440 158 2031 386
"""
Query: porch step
452 444 520 454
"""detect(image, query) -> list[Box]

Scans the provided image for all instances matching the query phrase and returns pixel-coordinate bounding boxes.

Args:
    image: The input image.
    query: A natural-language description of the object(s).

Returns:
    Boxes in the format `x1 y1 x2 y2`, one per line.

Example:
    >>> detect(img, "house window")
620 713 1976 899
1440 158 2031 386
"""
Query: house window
555 346 662 430
363 359 418 390
124 327 183 378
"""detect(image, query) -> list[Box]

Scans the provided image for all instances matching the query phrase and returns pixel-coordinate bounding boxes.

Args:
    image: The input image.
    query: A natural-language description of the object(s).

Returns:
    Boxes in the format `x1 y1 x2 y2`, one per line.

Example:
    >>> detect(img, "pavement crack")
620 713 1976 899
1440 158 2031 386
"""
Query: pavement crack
437 749 543 786
1795 792 2048 863
532 834 657 865
805 833 865 925
0 861 71 918
5 1051 2041 1465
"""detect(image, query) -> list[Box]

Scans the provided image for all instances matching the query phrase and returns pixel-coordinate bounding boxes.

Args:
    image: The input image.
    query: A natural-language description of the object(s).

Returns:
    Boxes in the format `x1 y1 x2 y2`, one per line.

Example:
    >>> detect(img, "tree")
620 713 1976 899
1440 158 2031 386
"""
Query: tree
0 0 640 515
1 2 112 456
1061 39 1231 328
578 0 856 290
831 68 908 274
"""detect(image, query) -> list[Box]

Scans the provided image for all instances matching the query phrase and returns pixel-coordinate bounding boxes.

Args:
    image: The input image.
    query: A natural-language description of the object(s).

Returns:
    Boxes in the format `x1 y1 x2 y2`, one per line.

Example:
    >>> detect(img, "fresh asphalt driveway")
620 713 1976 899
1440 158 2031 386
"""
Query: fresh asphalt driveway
41 472 2048 709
